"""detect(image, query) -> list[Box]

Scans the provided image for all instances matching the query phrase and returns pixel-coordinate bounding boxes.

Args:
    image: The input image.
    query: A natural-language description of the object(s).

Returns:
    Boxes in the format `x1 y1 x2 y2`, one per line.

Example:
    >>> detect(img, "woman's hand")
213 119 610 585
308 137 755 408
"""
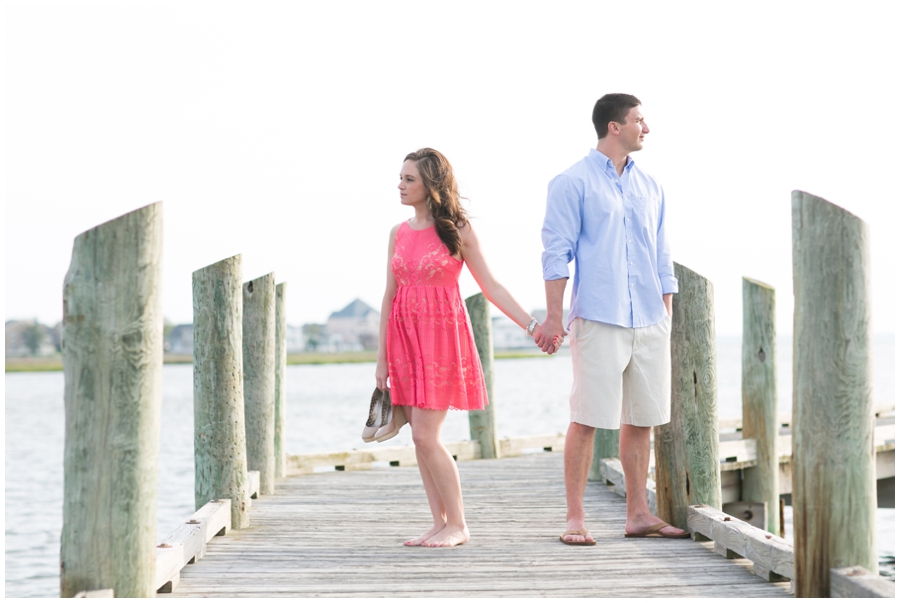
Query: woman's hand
375 357 389 391
535 318 567 355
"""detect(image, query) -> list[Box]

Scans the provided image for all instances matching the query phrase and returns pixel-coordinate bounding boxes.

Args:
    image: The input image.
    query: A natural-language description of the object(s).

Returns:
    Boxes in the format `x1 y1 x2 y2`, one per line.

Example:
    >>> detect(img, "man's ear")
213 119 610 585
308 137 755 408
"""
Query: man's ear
608 121 619 137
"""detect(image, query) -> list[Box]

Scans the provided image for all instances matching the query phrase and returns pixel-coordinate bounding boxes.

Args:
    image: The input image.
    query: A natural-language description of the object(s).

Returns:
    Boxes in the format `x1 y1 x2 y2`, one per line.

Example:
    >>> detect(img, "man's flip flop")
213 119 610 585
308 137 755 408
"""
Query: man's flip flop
559 529 596 546
624 521 690 539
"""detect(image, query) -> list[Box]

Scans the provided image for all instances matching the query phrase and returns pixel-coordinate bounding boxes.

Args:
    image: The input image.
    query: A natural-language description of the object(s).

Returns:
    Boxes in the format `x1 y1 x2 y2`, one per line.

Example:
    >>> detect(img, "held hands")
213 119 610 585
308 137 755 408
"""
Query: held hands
534 320 566 355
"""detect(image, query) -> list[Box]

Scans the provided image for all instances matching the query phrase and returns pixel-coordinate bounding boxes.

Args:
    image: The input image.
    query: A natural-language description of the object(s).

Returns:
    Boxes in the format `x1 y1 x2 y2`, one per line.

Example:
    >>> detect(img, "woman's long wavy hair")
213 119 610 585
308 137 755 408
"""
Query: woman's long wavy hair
404 148 468 257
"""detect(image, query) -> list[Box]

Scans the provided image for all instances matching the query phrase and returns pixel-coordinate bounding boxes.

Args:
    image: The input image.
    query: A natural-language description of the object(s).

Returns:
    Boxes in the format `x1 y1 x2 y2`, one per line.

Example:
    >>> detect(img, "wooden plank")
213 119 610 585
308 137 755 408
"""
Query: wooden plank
155 500 231 593
720 405 893 431
720 470 742 505
287 440 483 473
719 437 757 463
876 450 895 482
161 453 792 598
830 566 895 598
498 433 565 457
687 504 793 582
281 424 900 480
73 589 115 598
874 423 894 447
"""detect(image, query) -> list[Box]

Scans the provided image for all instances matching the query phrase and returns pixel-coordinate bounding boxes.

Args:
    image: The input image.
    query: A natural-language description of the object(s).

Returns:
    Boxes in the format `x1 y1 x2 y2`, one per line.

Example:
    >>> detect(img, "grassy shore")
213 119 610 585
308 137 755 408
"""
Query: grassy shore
6 349 557 372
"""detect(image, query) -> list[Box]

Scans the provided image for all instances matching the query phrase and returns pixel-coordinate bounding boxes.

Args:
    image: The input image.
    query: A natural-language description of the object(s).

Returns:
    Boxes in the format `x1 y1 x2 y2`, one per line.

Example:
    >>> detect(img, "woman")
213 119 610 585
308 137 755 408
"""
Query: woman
374 148 552 548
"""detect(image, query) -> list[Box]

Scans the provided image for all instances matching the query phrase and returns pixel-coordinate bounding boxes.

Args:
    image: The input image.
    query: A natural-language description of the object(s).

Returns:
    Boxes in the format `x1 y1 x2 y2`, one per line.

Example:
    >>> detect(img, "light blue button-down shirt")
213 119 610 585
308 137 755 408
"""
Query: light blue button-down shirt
541 149 678 329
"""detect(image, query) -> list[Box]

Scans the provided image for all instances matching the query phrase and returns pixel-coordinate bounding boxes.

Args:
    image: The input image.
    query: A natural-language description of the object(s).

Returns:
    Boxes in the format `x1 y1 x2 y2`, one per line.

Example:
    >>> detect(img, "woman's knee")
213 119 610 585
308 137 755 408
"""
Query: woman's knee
412 427 442 452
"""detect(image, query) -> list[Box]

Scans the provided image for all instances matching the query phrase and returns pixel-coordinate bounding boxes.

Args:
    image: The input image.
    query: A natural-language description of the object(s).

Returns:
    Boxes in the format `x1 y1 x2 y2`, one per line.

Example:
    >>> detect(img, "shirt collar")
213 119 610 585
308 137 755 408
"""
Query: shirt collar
589 148 635 173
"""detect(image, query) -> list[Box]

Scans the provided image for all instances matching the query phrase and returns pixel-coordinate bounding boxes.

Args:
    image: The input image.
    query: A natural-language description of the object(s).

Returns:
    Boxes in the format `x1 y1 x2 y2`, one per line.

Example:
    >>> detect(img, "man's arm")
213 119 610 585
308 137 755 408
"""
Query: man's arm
536 173 581 353
534 278 568 353
656 188 678 297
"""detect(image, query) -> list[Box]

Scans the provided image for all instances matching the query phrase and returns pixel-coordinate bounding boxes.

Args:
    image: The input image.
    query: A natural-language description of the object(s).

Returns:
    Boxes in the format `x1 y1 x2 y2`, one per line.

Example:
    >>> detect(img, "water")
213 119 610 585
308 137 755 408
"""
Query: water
5 335 894 596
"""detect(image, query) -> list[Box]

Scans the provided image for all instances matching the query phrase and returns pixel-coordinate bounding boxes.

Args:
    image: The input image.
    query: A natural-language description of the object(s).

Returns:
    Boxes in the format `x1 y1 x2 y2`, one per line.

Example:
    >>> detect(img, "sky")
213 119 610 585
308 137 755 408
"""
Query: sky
4 1 897 337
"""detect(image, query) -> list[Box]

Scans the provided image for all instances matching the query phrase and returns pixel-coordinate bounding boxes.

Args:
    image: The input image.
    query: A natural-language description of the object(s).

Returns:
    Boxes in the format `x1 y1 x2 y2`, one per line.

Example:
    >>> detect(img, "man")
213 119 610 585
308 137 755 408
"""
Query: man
534 93 687 544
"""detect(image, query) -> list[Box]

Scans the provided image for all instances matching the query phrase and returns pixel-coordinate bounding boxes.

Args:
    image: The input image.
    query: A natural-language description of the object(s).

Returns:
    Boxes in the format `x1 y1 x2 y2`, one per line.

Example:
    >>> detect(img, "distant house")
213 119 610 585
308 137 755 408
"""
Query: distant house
326 299 379 351
5 319 59 357
166 324 193 355
491 316 533 350
286 324 308 353
297 323 327 352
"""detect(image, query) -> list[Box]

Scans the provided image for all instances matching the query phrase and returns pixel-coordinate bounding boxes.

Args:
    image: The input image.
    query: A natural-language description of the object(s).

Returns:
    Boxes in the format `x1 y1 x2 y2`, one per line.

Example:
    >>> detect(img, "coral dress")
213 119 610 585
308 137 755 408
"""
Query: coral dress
386 221 488 411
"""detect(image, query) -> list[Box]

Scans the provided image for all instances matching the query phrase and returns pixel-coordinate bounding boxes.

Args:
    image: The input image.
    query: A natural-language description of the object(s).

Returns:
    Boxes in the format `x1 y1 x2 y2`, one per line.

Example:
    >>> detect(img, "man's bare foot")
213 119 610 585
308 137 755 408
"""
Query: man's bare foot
422 524 469 548
625 514 687 537
560 519 595 544
404 524 445 547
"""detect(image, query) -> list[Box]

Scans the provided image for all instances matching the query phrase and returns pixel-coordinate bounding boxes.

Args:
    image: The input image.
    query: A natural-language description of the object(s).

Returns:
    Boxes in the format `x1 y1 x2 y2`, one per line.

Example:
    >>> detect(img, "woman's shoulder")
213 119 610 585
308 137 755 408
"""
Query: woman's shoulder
386 222 405 250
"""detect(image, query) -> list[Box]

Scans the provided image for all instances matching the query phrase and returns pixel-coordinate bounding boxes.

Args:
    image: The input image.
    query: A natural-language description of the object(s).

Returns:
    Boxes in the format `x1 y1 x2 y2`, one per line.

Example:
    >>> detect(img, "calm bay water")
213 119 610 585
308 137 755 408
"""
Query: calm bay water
5 335 895 596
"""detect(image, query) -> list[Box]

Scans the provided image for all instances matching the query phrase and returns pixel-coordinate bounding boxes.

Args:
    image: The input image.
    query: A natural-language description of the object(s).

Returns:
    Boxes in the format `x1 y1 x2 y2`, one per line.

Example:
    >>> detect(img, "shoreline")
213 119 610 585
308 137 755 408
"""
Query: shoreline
5 349 560 373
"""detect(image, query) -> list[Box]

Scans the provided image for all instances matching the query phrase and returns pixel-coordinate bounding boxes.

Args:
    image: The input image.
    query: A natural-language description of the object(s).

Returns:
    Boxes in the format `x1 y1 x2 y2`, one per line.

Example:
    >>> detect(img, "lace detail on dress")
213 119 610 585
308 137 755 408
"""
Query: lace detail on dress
386 222 488 412
391 224 461 287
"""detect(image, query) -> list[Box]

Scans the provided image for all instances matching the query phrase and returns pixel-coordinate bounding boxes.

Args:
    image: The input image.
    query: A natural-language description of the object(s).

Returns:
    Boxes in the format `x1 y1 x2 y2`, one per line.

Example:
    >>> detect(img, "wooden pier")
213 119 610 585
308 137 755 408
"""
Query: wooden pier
159 450 793 598
61 194 895 598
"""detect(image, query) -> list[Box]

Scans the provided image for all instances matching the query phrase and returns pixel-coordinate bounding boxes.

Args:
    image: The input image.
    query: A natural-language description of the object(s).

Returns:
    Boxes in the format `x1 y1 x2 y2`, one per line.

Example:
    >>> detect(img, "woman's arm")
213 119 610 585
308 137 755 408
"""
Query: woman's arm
459 222 533 330
375 224 400 390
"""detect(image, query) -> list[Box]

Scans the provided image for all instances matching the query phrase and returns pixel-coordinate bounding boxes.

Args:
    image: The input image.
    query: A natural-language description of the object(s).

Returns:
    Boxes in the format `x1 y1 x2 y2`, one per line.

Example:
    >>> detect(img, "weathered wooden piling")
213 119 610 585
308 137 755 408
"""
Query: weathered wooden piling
243 273 277 495
791 190 875 597
465 293 498 459
60 203 163 598
192 255 251 530
274 282 287 479
740 277 779 535
654 263 721 532
589 429 619 481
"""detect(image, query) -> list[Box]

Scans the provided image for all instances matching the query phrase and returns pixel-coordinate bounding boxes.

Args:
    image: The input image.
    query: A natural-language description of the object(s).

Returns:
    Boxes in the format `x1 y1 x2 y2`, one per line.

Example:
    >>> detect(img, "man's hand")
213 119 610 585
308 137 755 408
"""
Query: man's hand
663 293 673 318
534 318 567 355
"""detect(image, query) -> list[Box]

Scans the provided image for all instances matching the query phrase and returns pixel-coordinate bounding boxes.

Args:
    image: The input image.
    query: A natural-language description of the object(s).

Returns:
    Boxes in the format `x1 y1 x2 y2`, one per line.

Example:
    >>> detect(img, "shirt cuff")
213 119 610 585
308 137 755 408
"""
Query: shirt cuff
660 275 679 295
543 260 570 281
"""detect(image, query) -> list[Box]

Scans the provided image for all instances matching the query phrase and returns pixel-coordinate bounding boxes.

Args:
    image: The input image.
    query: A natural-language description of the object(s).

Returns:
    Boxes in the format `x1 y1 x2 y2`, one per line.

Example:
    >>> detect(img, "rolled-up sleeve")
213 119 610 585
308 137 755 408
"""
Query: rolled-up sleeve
541 174 581 281
656 189 678 294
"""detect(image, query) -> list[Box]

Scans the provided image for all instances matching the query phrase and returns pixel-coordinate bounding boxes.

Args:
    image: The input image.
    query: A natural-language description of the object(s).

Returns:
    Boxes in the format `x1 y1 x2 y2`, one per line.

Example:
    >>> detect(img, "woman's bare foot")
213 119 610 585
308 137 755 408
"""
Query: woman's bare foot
404 524 444 547
422 524 469 548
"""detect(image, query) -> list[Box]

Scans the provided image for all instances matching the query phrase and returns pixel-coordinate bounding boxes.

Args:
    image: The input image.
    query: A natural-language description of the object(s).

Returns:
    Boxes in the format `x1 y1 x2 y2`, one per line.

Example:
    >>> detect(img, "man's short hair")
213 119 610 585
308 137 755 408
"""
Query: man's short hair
592 94 641 139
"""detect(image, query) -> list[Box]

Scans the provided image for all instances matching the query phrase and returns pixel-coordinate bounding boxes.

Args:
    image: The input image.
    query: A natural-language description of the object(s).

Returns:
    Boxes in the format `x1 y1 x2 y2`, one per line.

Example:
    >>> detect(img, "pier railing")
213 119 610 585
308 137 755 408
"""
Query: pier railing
62 194 894 598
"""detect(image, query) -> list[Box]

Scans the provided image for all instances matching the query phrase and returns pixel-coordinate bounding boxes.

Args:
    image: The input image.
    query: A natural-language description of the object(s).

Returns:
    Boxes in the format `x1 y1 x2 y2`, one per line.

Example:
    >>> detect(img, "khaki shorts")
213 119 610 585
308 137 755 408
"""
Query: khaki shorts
569 316 672 429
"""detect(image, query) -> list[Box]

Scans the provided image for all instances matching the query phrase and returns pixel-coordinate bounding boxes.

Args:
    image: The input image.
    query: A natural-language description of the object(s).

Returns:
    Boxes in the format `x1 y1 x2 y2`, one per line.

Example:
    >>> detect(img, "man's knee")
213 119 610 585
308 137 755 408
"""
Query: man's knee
568 421 596 442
